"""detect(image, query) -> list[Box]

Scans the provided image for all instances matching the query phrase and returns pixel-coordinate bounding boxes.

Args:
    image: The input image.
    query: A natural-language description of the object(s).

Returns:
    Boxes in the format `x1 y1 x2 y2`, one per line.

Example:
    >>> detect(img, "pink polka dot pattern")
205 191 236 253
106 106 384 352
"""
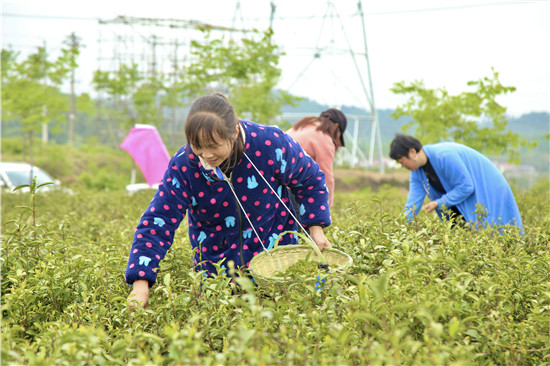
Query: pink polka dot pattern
125 121 331 287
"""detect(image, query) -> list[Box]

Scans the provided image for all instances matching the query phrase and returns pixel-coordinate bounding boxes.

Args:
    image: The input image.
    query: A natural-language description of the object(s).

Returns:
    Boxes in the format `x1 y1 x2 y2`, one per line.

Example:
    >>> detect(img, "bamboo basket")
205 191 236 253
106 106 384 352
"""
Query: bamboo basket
249 244 353 291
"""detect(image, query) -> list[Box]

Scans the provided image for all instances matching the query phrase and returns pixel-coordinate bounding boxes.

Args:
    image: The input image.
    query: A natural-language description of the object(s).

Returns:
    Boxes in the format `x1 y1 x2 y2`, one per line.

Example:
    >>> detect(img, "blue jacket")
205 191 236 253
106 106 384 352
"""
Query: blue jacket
404 142 523 231
125 120 331 286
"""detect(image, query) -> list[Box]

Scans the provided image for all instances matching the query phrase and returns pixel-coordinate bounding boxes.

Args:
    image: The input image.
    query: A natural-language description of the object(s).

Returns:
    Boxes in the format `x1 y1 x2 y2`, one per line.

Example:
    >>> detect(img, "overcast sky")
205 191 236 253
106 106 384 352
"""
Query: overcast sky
2 0 549 117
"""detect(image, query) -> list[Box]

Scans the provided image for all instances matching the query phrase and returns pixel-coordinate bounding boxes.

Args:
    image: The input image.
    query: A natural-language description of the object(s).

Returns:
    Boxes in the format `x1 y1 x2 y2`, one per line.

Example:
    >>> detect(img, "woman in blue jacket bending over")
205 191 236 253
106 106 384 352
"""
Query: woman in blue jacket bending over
126 93 332 308
390 134 523 232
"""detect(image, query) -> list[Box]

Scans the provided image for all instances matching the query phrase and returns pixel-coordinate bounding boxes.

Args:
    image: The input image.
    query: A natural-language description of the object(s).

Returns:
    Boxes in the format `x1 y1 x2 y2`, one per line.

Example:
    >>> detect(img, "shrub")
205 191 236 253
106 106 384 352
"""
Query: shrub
1 178 548 364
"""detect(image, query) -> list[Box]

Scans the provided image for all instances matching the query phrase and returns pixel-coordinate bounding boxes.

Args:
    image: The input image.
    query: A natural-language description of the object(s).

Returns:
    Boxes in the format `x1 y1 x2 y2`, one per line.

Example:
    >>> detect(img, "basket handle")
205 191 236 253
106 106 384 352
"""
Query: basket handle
273 230 327 264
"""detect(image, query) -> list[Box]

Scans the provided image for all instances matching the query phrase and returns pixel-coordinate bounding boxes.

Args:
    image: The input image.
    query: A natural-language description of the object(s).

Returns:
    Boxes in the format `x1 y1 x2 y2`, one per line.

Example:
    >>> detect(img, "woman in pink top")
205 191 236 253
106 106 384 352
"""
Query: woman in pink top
287 108 347 207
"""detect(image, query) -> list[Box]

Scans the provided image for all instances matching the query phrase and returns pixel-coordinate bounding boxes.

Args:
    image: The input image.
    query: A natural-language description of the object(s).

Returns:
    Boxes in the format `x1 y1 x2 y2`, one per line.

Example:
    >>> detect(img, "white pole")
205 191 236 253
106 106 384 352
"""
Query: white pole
351 117 359 167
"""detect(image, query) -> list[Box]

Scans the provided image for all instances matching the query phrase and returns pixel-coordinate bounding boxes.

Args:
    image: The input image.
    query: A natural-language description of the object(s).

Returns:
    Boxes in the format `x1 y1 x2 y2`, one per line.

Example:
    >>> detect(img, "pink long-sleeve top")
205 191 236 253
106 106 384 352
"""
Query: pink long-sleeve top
287 124 336 207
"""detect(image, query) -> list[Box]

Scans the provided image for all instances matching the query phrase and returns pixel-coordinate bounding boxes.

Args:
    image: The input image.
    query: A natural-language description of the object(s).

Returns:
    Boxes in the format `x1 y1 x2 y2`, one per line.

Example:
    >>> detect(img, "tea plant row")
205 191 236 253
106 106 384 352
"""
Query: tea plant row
1 182 549 365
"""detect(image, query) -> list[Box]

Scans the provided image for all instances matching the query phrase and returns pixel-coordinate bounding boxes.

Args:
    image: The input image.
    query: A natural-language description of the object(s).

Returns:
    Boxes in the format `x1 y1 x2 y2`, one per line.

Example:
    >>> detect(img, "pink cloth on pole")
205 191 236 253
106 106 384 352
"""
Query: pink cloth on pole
120 124 170 187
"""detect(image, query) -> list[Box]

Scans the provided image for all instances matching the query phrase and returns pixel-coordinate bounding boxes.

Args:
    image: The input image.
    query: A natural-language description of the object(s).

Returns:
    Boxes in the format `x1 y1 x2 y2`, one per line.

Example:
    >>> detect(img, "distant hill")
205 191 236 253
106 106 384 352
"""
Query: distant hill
507 112 550 136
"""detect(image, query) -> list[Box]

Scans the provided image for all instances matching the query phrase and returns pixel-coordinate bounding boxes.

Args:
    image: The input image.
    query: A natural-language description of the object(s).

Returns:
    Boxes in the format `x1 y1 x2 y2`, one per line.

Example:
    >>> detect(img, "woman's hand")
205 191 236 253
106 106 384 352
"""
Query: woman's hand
128 280 150 309
422 200 438 213
308 225 332 250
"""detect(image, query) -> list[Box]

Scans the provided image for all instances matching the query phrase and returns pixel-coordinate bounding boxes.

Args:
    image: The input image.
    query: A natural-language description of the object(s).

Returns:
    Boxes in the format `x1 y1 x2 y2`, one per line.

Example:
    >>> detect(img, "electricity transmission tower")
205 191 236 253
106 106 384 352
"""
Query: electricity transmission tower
270 1 385 172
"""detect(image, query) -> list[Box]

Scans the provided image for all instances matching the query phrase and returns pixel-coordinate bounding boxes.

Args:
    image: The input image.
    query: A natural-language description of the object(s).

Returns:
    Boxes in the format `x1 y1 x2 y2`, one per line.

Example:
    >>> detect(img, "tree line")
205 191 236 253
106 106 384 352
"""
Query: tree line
1 30 537 166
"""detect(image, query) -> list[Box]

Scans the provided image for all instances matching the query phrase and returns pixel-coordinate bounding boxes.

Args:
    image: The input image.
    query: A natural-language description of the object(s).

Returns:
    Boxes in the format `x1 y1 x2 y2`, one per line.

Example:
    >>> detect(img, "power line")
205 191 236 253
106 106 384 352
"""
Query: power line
3 1 544 23
366 1 546 15
2 13 99 21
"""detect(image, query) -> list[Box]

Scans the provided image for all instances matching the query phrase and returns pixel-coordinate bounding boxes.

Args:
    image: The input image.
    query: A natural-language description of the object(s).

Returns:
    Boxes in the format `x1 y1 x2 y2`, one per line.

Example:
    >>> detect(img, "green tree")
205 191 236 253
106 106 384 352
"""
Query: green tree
1 45 73 167
133 77 163 125
183 29 298 123
92 62 143 146
62 32 83 147
93 64 168 145
161 71 188 147
92 29 298 149
390 69 536 164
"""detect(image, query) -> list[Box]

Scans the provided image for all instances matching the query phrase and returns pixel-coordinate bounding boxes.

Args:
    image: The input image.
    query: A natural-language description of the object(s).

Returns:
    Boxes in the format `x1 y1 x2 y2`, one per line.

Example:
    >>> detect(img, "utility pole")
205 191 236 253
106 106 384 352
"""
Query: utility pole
150 35 158 76
170 39 179 147
358 0 384 173
269 0 276 30
64 32 82 147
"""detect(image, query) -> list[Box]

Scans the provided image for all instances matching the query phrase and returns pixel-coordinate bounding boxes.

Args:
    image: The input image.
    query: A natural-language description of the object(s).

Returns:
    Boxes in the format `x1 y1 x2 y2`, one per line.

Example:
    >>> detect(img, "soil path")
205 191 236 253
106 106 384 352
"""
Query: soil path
334 168 409 192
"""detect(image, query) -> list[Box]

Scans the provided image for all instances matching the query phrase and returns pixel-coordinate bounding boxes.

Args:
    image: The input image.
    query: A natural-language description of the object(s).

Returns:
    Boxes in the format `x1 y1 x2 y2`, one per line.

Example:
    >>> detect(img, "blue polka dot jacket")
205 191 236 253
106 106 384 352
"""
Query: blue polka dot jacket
125 120 332 286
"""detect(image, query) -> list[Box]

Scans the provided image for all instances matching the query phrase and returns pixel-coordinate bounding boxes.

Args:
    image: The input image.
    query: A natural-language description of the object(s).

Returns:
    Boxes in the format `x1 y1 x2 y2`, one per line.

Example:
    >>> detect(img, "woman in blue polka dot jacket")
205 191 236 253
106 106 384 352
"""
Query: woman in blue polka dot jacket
126 93 332 308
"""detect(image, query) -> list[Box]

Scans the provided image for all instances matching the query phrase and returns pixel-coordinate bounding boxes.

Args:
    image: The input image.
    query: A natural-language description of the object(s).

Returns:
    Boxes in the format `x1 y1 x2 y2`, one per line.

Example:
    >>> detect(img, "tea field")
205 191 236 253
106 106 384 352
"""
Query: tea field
1 181 549 365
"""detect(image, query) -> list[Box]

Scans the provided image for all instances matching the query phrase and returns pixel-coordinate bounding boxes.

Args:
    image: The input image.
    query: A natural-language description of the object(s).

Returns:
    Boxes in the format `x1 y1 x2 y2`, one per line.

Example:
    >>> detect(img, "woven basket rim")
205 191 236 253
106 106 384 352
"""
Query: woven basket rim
249 244 353 285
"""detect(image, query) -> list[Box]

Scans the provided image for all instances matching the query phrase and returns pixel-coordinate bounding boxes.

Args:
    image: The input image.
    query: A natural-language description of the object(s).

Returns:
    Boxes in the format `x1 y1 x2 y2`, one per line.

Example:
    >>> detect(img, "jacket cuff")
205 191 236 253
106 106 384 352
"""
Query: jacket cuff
125 267 158 287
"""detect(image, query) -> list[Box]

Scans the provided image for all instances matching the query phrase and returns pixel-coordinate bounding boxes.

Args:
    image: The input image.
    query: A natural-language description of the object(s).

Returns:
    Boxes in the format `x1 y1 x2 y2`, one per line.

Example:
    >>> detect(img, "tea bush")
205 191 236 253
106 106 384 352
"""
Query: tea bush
1 181 549 365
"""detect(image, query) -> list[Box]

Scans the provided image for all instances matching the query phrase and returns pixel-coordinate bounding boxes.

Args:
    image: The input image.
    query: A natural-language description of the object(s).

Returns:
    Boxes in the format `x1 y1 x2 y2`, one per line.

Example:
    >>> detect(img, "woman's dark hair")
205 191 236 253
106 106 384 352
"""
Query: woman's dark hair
292 108 347 149
185 93 244 173
389 133 423 160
